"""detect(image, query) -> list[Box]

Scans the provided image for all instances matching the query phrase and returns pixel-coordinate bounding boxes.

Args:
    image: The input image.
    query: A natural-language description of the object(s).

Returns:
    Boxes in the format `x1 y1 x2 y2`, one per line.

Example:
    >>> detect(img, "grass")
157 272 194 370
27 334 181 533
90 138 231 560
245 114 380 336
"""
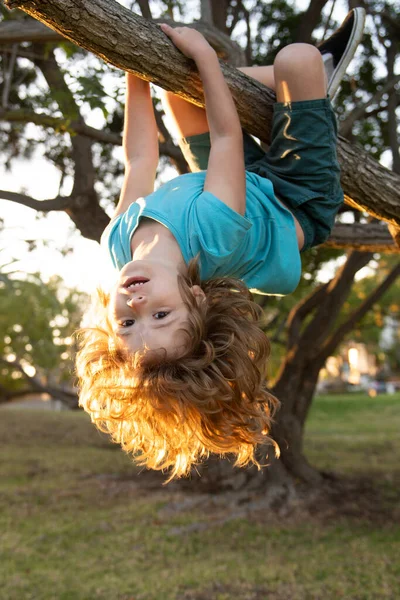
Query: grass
0 392 399 600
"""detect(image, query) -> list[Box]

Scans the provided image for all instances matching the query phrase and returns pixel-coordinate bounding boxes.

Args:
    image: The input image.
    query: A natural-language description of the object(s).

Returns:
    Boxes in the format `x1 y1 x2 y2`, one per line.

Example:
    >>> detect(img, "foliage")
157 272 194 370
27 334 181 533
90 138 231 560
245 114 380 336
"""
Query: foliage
0 265 88 395
342 256 400 369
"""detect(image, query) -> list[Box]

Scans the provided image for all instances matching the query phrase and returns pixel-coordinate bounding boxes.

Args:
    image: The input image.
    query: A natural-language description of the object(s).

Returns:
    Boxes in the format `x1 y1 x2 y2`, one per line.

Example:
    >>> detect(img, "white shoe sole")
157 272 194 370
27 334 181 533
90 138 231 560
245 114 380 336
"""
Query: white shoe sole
328 8 366 99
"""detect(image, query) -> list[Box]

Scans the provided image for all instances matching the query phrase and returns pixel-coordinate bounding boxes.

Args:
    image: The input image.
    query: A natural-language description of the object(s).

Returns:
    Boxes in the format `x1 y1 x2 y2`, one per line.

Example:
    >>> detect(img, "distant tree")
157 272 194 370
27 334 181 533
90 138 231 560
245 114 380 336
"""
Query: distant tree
0 262 86 406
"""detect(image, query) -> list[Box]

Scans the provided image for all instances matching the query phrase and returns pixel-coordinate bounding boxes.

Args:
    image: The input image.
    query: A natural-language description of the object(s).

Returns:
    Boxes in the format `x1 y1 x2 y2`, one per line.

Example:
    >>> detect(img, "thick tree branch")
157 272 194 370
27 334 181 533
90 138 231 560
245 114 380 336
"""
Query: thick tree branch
3 0 399 229
324 222 398 252
388 223 400 249
0 14 246 65
0 18 63 43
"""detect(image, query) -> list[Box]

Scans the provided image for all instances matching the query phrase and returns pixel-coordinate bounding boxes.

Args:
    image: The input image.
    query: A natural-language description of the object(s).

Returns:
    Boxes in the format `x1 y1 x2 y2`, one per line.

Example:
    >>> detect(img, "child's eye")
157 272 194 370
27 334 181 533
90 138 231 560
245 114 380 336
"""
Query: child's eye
154 311 170 319
121 319 135 327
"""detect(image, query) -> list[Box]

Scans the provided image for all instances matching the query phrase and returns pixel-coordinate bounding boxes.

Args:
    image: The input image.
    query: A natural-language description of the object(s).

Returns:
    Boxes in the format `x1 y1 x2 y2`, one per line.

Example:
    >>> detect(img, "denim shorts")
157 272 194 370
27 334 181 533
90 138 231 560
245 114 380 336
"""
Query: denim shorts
179 98 344 250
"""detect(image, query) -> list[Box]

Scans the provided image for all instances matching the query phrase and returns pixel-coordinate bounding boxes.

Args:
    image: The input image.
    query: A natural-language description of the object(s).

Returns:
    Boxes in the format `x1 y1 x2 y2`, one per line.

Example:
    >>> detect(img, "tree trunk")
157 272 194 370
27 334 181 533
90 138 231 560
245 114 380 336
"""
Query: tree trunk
190 252 400 495
4 0 400 229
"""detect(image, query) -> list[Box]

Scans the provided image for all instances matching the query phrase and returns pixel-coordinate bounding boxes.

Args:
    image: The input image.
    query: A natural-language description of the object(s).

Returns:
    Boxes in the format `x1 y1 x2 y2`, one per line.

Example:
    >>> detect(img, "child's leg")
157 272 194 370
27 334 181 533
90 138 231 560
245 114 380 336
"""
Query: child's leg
161 91 209 139
161 91 211 172
273 44 327 102
240 44 327 102
250 44 342 251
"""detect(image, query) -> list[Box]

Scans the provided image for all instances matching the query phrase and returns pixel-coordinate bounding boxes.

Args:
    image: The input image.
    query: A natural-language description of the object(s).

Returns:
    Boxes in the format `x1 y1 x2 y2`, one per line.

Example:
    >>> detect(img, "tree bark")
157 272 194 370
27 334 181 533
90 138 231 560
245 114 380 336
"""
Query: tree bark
190 250 400 494
29 42 109 240
0 13 246 65
3 0 399 229
322 222 397 253
268 251 375 486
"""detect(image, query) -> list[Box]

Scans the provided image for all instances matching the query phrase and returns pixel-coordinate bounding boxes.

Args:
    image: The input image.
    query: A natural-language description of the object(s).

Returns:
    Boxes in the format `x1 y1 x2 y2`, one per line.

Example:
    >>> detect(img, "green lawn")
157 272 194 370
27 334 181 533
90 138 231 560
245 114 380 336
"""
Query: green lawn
0 393 399 600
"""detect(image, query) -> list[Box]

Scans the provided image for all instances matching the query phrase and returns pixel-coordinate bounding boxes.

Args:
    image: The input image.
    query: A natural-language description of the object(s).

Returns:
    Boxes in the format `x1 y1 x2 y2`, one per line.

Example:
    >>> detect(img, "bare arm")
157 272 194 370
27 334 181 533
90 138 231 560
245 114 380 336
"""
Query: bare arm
160 25 246 216
112 74 159 219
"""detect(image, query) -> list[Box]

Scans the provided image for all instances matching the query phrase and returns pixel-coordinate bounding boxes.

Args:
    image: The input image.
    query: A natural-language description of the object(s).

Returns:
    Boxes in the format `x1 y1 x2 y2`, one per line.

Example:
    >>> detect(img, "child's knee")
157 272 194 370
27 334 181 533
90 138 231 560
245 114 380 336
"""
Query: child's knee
274 43 323 76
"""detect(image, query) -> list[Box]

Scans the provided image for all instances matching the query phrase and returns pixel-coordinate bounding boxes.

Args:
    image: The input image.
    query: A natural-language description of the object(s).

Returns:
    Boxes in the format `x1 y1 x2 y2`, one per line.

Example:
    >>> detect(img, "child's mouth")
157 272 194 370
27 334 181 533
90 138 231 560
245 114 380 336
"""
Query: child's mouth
123 277 150 290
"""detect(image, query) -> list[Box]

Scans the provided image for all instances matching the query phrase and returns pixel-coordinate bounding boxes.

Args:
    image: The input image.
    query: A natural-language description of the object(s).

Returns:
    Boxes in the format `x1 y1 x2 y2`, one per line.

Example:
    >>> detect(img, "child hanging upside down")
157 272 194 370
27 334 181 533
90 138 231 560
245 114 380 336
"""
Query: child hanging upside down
76 10 365 480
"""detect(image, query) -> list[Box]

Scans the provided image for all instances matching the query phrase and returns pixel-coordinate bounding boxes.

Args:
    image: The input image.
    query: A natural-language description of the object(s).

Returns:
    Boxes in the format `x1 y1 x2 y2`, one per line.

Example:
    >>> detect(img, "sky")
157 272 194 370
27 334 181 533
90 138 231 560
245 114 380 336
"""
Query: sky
1 156 116 292
0 1 380 294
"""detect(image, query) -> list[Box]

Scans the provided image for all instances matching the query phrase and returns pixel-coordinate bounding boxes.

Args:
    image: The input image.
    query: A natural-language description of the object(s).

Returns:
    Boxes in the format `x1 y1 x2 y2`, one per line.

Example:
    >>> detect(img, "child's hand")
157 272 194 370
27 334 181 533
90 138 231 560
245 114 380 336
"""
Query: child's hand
160 24 215 61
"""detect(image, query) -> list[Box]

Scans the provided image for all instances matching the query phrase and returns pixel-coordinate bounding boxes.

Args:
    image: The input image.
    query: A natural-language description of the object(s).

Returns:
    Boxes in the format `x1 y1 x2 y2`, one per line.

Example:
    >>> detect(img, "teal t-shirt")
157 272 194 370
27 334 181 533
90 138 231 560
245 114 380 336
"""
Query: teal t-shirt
101 171 301 296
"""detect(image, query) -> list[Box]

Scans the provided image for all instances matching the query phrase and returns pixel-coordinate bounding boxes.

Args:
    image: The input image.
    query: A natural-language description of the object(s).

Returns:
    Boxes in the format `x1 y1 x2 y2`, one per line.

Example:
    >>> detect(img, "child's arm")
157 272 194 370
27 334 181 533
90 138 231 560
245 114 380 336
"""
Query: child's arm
161 25 246 216
112 73 159 219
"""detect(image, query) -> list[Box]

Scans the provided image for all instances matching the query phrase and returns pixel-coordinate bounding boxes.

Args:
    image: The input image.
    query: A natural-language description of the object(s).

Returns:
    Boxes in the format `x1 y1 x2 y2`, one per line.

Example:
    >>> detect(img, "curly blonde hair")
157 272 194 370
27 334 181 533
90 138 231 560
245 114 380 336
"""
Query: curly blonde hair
76 259 279 481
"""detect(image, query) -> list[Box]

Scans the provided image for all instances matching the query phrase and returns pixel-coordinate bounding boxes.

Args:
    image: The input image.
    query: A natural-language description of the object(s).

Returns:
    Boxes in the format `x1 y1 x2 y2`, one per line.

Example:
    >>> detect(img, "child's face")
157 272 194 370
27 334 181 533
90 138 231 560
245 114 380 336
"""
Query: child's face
108 260 195 356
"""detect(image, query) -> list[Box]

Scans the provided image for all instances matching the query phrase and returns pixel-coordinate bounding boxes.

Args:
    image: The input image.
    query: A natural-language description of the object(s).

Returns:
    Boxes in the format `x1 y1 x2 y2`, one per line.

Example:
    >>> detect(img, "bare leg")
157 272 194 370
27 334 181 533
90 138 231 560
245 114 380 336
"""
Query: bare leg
273 43 327 102
160 90 209 138
241 45 327 101
239 65 276 90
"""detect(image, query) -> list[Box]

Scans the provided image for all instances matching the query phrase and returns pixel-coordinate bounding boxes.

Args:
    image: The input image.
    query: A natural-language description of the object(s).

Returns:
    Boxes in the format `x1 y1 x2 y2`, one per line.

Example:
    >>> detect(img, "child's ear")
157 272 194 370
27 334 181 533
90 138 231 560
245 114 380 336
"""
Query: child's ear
190 285 206 305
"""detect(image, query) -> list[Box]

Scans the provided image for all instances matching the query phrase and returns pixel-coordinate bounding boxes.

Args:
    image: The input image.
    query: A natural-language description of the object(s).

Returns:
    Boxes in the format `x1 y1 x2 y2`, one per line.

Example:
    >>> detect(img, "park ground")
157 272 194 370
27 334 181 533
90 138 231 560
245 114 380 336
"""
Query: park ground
0 393 399 600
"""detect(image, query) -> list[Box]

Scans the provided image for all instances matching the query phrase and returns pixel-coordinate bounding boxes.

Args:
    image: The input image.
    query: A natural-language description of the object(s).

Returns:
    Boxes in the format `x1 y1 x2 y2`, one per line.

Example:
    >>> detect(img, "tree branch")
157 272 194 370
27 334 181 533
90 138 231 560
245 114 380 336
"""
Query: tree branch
136 0 152 20
2 41 18 108
386 43 400 175
0 107 186 165
324 222 399 253
339 76 400 137
299 250 374 354
286 283 329 348
0 189 72 211
0 356 78 407
295 0 330 43
0 13 246 65
321 261 400 360
0 18 63 43
0 107 121 142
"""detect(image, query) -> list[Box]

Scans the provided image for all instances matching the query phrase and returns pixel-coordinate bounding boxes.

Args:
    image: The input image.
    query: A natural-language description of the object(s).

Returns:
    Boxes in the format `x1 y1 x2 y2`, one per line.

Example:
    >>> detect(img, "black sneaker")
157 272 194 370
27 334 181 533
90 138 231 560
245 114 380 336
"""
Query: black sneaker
318 8 366 99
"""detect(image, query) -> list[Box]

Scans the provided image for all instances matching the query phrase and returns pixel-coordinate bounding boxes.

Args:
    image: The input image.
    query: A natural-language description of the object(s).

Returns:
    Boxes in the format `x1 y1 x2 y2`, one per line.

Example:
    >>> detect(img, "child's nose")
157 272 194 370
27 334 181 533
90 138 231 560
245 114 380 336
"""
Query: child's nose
126 295 146 307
